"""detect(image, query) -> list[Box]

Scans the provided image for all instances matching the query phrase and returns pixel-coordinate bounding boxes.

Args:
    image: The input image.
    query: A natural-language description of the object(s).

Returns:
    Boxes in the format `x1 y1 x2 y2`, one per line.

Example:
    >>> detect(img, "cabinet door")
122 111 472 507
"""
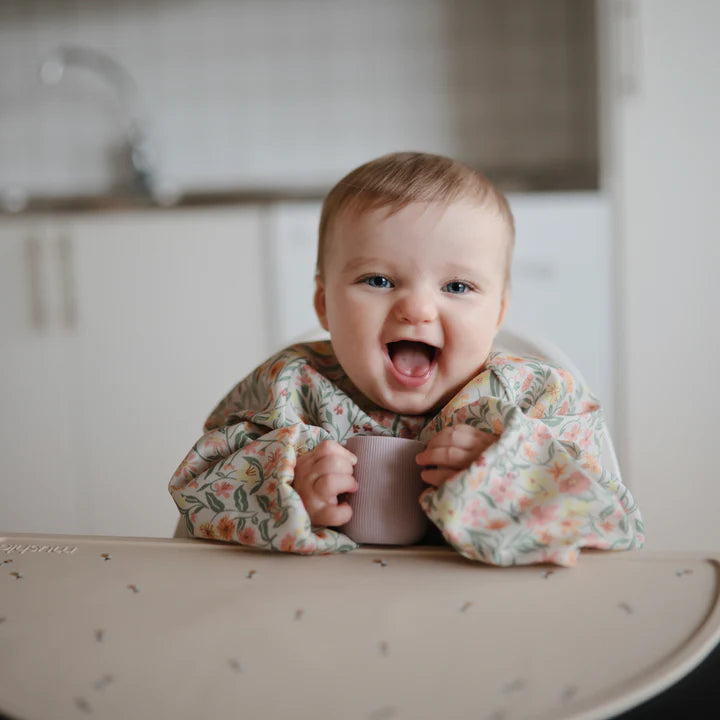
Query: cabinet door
64 207 270 537
0 219 83 533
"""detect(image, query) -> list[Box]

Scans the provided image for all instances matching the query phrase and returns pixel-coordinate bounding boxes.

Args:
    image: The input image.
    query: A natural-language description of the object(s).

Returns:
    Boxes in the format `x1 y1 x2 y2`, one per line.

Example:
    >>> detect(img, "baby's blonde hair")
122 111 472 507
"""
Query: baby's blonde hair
317 151 515 285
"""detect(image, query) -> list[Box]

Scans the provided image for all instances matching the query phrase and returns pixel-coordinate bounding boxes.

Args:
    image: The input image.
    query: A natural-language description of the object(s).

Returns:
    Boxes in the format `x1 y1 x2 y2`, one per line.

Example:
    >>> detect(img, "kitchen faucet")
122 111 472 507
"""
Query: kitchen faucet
40 45 158 198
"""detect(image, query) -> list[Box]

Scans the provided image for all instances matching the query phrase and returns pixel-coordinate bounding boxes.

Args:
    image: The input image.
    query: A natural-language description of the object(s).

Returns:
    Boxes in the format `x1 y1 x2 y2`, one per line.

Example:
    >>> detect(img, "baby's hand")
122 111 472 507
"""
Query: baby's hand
293 440 358 527
416 425 499 487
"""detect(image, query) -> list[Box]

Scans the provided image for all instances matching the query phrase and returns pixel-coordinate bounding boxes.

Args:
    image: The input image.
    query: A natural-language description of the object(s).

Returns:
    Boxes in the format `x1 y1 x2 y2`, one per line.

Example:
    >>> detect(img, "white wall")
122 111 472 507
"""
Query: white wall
0 0 594 199
600 0 720 550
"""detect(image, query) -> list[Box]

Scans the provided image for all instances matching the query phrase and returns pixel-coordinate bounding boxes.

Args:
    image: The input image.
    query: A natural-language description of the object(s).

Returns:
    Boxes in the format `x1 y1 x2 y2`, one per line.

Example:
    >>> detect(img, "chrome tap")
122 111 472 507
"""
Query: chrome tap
40 45 158 198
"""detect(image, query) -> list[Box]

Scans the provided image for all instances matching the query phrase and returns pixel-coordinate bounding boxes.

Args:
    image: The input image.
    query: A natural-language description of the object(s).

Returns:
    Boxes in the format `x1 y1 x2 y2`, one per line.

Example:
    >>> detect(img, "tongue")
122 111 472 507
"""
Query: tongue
390 341 433 377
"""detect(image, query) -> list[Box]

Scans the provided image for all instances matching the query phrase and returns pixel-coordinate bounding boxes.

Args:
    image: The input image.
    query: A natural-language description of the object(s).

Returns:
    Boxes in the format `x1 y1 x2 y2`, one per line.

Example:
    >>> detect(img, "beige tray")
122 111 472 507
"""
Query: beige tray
1 533 719 720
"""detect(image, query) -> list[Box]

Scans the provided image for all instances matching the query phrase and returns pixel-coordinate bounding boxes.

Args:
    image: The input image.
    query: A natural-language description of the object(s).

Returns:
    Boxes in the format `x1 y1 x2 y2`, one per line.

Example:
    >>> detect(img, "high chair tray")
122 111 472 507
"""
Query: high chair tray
1 533 719 720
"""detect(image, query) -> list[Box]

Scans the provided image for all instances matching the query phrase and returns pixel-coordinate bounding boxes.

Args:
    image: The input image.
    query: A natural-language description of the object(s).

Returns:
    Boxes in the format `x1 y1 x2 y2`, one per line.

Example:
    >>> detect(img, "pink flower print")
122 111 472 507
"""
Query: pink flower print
579 429 594 450
558 471 591 495
280 533 297 552
599 519 615 534
237 527 256 545
562 423 581 443
334 405 343 415
204 432 228 455
548 461 567 482
212 481 233 499
521 373 533 392
488 474 516 504
559 400 569 415
461 499 488 527
522 443 538 462
174 456 195 481
559 368 574 395
264 449 282 475
581 453 601 476
557 515 582 535
531 424 553 444
527 504 558 528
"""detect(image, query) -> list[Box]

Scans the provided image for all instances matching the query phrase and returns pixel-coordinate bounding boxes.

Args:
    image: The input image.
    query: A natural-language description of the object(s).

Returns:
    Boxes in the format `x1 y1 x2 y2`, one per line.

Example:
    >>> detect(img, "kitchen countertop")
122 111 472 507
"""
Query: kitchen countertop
0 165 600 216
0 188 329 216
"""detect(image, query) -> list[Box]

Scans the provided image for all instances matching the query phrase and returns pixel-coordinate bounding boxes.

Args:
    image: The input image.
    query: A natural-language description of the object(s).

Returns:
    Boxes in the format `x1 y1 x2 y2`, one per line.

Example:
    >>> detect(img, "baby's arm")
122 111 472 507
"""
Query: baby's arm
294 440 358 527
420 357 644 567
168 346 359 555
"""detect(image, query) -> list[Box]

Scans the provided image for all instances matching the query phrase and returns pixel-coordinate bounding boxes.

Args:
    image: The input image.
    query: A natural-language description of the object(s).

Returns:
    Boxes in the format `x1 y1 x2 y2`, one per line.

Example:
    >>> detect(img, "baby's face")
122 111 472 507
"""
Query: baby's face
314 200 509 415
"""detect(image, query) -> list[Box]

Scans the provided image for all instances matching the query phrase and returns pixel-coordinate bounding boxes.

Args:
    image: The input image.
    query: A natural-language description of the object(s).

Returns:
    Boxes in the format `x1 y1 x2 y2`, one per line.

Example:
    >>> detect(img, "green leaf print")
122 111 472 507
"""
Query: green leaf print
258 518 275 544
205 491 225 514
257 494 271 513
234 485 249 512
489 371 504 399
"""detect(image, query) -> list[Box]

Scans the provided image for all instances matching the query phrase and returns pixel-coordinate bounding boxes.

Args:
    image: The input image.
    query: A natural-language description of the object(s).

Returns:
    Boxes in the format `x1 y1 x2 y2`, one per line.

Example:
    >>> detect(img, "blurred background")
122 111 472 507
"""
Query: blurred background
0 1 717 549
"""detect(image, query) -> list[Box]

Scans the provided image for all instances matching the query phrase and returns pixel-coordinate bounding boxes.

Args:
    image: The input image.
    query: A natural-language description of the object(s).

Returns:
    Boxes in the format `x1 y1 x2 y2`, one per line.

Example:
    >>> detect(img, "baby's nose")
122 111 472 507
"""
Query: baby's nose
393 290 438 324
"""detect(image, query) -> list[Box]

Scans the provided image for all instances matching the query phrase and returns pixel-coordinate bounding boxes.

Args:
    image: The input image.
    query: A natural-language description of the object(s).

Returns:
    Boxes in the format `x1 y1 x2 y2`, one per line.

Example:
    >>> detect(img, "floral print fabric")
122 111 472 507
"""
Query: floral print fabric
169 342 644 566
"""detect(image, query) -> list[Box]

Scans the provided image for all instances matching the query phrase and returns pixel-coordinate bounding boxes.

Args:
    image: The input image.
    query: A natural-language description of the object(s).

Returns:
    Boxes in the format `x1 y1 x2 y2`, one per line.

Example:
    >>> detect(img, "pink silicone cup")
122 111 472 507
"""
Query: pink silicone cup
339 435 428 545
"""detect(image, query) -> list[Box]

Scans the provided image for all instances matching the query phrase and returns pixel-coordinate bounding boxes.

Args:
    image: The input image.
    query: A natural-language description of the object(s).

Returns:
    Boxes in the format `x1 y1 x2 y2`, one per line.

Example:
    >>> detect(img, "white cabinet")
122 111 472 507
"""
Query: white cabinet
0 208 271 537
0 219 82 531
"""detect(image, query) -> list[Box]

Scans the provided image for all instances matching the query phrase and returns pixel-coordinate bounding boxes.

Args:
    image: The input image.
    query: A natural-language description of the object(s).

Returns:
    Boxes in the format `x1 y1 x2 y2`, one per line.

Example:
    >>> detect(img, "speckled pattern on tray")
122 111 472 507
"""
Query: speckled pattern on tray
1 534 719 720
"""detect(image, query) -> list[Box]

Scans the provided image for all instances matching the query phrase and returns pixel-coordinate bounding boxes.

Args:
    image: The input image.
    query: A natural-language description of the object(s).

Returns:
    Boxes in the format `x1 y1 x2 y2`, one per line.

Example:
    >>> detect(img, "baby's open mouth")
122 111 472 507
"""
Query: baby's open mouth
386 341 439 378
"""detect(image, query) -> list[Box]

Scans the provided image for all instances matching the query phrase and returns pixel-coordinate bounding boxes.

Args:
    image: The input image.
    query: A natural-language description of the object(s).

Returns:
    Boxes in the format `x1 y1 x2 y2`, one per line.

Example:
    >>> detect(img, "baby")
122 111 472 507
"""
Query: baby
170 151 644 566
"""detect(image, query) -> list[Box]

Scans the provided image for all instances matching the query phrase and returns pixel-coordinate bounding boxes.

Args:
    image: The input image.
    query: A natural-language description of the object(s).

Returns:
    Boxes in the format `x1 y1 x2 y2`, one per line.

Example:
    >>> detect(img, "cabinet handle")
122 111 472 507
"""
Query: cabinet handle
25 233 46 331
57 232 77 330
616 0 642 96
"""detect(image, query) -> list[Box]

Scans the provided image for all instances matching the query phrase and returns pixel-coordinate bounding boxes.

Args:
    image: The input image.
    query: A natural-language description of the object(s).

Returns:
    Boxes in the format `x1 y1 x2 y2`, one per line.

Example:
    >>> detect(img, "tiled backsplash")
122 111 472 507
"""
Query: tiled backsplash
0 0 597 198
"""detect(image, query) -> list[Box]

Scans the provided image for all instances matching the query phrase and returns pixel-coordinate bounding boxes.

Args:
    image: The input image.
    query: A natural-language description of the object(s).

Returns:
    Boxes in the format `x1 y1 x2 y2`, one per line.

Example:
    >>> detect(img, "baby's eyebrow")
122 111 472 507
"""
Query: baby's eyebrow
341 257 386 273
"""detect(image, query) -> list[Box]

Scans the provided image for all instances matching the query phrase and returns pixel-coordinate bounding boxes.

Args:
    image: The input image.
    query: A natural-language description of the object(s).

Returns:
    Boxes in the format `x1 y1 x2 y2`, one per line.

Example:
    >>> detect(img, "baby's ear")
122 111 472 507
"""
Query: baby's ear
313 275 330 331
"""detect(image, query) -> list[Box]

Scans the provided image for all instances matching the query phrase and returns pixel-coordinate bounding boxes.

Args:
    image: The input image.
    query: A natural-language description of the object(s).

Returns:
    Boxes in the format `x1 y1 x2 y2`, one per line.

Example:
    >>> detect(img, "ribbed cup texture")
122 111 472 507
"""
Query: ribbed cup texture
339 436 428 545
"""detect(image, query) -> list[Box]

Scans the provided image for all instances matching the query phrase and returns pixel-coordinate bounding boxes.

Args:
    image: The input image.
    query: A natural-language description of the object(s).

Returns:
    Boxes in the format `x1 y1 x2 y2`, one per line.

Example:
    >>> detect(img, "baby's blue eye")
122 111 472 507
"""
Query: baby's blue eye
364 275 393 289
443 281 470 294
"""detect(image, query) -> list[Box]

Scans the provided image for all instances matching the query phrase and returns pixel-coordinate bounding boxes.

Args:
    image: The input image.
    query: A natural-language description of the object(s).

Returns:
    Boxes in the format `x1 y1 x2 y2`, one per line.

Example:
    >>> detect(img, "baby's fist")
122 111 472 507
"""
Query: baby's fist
294 440 358 527
416 424 498 487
